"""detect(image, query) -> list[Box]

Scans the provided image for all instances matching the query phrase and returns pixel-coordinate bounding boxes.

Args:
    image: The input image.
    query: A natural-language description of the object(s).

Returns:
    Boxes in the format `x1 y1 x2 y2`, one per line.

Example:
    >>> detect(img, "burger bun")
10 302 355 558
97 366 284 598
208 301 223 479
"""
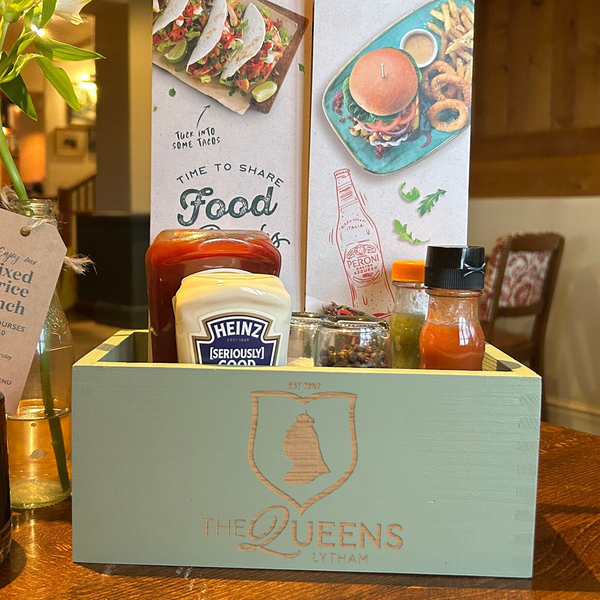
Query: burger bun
349 48 418 117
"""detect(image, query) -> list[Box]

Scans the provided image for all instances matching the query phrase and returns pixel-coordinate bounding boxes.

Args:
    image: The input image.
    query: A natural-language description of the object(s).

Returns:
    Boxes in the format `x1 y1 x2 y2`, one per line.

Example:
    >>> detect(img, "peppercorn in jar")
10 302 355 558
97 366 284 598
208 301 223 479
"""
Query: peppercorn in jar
314 315 391 369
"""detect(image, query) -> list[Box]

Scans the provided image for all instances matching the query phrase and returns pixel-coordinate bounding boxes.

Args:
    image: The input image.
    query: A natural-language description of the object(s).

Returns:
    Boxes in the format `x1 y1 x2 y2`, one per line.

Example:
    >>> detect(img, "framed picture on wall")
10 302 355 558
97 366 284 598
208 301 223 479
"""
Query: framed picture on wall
55 128 88 157
68 80 97 127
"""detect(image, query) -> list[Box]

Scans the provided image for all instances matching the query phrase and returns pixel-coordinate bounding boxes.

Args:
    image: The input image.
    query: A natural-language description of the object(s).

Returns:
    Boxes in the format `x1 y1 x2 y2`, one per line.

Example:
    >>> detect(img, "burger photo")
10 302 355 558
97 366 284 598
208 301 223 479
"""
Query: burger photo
343 47 421 158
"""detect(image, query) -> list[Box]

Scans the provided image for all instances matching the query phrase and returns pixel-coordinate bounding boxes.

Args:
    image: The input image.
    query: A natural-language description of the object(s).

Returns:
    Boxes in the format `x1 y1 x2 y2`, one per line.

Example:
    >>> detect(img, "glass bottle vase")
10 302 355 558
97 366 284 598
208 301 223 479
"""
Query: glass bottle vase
6 200 73 508
7 291 73 508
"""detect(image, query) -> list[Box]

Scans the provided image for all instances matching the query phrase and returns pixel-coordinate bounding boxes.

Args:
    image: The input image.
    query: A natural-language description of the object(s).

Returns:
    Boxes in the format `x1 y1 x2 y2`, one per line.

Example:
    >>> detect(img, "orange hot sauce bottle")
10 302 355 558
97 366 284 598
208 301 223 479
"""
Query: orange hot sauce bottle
420 246 486 371
146 230 282 364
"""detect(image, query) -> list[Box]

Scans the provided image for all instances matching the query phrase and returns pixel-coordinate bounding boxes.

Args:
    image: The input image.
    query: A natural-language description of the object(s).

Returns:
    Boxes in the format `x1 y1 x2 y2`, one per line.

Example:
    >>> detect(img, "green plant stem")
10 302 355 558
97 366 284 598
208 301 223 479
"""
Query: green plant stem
40 327 70 494
0 18 69 498
0 80 69 495
0 20 8 51
0 120 27 200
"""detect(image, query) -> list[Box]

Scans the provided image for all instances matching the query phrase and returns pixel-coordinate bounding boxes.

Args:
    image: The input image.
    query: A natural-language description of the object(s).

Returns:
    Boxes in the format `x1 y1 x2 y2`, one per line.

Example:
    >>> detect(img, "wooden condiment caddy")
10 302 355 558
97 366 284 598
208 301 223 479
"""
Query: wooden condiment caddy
72 330 541 578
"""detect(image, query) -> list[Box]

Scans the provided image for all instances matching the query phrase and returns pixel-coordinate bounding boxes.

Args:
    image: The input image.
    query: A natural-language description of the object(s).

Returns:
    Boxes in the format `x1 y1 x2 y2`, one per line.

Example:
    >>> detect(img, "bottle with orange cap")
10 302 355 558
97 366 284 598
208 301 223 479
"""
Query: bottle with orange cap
389 260 428 369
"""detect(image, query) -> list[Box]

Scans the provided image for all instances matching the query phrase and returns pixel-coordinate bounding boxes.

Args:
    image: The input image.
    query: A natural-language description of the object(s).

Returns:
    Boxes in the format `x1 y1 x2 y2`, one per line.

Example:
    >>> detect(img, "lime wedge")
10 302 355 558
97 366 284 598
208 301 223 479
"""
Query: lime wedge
164 39 188 64
252 81 278 103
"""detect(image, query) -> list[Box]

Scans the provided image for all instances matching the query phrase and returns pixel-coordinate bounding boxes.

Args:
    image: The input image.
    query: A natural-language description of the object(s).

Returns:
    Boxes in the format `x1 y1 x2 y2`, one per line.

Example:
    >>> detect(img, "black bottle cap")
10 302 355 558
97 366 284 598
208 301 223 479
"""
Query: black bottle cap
425 246 486 291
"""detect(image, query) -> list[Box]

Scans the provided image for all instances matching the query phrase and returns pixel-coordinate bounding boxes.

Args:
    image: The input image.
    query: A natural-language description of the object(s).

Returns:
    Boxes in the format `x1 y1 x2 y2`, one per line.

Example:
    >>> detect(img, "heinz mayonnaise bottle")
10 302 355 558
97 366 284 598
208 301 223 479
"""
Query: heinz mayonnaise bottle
173 271 292 367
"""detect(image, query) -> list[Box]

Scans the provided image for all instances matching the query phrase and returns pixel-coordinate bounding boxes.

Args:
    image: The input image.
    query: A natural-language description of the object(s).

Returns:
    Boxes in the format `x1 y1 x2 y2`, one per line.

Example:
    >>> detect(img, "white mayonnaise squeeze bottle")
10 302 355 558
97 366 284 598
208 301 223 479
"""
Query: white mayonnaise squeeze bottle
173 271 292 367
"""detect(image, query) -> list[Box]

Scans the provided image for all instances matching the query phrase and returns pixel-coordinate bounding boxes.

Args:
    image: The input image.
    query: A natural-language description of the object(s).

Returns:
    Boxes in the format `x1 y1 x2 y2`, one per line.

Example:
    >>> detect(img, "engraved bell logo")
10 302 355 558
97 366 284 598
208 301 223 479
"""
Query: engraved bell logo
282 411 330 485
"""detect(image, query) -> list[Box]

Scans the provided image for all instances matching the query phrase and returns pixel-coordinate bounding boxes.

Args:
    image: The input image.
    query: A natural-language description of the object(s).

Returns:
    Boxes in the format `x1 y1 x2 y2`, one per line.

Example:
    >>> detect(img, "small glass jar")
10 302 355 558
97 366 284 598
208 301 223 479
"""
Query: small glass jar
315 316 391 369
389 261 428 369
420 247 486 371
287 313 322 366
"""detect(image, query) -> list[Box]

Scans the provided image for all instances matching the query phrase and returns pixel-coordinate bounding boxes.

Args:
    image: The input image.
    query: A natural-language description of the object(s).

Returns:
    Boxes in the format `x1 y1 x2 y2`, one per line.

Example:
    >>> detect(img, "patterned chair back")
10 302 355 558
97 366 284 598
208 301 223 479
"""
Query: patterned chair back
480 232 565 340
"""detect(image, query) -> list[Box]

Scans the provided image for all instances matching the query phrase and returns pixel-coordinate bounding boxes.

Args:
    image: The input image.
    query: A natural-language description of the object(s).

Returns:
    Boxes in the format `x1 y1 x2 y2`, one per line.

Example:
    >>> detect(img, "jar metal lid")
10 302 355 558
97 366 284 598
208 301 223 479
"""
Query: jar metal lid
321 315 390 330
291 312 322 320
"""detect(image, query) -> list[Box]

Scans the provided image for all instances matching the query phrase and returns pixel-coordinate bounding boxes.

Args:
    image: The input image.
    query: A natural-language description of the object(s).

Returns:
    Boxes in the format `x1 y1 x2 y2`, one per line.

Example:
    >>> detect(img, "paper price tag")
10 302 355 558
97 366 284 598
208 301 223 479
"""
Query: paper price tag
0 211 66 414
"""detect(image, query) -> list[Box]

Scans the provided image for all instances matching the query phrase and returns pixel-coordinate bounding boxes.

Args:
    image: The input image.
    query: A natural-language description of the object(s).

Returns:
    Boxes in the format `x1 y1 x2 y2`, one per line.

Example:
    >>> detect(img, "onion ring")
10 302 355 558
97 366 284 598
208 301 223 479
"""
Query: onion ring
430 73 472 106
426 99 470 133
421 61 456 101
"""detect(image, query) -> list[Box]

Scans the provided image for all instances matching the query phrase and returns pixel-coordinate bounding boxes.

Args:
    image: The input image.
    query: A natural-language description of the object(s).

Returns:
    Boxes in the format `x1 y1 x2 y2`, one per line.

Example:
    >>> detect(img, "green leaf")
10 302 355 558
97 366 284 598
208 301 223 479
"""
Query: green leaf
23 6 35 29
40 0 57 27
298 63 304 72
0 75 37 119
4 0 37 23
34 55 80 111
393 220 429 245
34 38 103 62
279 28 290 46
418 189 446 217
232 18 248 33
0 33 36 78
7 0 38 13
400 183 420 202
0 53 38 83
398 48 422 83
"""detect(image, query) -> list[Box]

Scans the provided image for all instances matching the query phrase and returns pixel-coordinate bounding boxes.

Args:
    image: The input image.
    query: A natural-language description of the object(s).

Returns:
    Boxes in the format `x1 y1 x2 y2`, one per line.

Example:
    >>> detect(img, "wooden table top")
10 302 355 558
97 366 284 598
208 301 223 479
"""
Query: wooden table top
0 423 599 599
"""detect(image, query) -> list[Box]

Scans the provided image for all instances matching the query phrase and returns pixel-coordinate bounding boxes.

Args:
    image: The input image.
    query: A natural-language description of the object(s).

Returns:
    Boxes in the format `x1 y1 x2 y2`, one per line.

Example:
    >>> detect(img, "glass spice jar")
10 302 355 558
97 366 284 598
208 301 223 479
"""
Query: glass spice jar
389 260 428 369
315 315 391 369
420 246 486 371
287 312 322 367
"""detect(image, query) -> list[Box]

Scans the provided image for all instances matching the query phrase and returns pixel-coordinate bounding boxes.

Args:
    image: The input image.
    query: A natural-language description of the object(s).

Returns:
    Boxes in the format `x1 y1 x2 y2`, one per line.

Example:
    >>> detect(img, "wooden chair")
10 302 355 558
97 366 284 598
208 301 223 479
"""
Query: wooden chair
480 232 565 420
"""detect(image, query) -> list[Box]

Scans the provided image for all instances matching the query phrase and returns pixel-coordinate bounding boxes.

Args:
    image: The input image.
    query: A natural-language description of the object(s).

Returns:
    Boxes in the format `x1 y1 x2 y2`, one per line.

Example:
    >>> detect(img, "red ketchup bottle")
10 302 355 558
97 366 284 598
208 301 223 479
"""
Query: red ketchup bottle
420 246 486 371
146 230 281 363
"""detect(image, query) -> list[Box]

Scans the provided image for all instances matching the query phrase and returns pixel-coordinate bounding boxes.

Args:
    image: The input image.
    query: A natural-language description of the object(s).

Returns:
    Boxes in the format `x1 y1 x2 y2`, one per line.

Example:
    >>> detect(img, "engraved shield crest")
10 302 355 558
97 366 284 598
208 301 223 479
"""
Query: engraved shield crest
248 391 357 515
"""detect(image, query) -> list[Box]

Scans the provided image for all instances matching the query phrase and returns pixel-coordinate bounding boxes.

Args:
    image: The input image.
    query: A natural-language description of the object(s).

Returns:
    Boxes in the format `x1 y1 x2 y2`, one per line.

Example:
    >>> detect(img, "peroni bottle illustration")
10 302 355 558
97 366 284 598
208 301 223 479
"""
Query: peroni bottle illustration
334 169 394 317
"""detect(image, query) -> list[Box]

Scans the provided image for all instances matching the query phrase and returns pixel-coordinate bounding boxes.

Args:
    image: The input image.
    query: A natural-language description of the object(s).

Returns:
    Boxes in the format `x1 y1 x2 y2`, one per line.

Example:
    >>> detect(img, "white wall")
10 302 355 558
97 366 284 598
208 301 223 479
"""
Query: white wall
468 197 600 434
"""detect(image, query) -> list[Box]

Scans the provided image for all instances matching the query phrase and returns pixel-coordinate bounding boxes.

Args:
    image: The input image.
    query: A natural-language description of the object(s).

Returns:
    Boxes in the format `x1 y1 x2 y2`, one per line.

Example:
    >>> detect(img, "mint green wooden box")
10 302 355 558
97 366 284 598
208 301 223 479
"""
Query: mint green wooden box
72 330 541 578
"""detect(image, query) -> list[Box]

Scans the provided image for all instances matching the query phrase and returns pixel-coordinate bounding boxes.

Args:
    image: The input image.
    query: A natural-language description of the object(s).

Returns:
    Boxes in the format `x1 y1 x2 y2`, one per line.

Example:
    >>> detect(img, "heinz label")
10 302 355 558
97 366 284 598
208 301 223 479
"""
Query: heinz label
193 314 281 366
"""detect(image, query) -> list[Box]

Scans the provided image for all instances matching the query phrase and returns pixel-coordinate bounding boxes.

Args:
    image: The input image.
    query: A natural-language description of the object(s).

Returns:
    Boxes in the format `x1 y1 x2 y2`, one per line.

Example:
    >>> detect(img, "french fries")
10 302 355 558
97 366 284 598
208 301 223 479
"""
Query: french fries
441 3 453 32
446 29 474 55
425 1 474 106
460 10 473 31
428 1 475 65
464 62 473 85
448 0 460 21
427 21 444 37
439 32 448 60
462 4 475 23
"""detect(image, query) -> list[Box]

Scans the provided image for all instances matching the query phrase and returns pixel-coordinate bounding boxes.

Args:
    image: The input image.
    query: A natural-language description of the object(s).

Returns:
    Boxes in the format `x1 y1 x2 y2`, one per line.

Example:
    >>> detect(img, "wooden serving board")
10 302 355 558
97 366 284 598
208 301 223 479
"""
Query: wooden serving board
72 331 541 578
251 0 308 114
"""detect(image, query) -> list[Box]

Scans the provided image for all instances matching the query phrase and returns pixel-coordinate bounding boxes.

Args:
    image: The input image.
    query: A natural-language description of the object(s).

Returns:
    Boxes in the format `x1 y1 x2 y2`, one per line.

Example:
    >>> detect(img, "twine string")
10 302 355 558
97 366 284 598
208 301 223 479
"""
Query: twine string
0 186 94 275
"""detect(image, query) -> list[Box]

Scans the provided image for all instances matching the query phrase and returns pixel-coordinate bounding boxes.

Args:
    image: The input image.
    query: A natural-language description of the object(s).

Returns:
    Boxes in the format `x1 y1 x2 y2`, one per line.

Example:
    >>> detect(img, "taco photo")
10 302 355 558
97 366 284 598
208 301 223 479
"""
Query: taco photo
152 0 307 115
